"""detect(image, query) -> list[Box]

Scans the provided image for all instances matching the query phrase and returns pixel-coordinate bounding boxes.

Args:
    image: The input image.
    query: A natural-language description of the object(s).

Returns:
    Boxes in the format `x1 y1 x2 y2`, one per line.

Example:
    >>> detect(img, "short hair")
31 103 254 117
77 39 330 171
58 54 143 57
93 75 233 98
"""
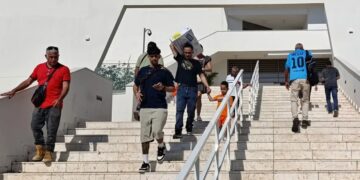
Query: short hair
231 66 239 71
220 81 229 89
46 46 59 52
326 61 332 66
295 43 304 50
147 45 161 55
183 42 193 50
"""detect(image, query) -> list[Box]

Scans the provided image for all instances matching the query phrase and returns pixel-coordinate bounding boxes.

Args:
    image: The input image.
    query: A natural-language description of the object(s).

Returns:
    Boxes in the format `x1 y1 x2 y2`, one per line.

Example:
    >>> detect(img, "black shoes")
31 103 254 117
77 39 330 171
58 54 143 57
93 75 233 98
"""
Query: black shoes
173 129 183 139
173 133 182 139
157 146 166 162
139 162 150 173
301 120 311 129
139 146 166 174
333 110 339 117
292 118 301 133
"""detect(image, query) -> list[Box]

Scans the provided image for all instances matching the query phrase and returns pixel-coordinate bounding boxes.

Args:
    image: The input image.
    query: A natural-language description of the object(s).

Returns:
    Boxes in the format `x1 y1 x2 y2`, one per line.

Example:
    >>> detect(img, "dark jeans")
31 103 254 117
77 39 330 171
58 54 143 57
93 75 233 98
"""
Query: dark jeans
325 86 338 112
31 107 62 152
175 86 197 134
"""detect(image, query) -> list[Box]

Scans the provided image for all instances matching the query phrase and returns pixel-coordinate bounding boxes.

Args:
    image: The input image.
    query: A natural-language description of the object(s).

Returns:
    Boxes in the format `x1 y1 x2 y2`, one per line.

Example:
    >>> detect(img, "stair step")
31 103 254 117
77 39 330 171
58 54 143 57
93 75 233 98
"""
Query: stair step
8 171 360 180
56 134 360 144
51 150 360 162
81 121 360 129
12 160 360 173
67 127 360 135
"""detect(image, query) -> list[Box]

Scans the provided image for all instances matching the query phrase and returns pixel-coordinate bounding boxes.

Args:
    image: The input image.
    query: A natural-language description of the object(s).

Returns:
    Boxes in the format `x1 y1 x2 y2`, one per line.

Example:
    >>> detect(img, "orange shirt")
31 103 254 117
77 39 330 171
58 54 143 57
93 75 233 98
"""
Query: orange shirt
213 94 233 126
172 86 178 96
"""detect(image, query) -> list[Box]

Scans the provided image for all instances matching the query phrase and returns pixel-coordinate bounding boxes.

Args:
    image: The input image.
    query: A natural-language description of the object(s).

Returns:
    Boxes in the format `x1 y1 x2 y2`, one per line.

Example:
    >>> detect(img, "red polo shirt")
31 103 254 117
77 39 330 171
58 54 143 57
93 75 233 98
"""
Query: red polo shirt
30 63 71 108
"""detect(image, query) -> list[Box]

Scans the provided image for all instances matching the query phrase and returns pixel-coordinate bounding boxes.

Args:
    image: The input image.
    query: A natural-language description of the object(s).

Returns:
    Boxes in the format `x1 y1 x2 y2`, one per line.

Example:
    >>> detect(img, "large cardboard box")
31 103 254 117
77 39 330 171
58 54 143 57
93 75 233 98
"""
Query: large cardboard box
171 28 203 57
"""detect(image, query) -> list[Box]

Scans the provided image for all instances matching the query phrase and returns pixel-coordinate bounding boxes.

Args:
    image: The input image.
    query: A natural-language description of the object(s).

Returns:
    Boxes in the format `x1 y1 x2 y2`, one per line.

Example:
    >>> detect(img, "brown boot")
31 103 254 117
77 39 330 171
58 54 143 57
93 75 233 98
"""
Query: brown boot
32 145 45 161
42 151 53 162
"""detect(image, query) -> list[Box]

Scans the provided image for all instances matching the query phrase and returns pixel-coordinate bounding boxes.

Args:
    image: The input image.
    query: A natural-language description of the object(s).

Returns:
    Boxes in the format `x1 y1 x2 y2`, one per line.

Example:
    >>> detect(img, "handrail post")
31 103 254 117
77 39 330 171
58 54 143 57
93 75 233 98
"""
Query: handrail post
177 70 246 180
195 158 200 180
214 120 220 179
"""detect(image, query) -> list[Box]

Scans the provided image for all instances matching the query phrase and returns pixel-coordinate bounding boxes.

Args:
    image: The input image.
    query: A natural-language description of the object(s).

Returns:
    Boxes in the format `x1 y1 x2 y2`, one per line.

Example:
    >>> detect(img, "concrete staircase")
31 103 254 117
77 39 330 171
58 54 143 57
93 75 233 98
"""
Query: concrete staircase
3 85 360 180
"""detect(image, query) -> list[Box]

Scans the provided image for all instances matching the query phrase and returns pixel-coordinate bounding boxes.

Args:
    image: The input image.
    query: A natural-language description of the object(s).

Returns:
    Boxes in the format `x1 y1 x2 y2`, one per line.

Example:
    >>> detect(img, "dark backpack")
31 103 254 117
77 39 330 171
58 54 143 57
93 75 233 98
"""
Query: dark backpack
306 50 319 86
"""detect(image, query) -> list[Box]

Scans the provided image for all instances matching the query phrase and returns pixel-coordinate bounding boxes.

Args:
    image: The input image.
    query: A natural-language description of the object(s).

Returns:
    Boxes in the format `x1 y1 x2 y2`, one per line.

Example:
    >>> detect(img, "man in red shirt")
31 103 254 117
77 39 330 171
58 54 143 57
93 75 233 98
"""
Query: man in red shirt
1 46 71 162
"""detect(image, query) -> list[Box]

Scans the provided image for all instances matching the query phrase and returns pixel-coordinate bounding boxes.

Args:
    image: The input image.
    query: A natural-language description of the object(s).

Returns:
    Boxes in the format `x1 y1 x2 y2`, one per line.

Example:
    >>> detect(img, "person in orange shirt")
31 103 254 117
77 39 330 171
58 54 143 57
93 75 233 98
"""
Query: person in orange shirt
207 81 233 129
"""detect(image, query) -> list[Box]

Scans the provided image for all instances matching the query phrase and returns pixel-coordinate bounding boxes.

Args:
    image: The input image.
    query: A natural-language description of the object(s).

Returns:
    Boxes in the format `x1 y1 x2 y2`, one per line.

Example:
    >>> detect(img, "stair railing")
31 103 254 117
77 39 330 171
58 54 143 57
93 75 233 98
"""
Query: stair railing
177 69 245 180
248 60 260 120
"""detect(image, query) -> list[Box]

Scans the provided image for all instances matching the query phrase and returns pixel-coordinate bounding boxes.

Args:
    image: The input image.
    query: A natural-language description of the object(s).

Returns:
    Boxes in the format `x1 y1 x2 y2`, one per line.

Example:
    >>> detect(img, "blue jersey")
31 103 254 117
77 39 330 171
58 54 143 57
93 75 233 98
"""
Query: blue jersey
285 49 308 81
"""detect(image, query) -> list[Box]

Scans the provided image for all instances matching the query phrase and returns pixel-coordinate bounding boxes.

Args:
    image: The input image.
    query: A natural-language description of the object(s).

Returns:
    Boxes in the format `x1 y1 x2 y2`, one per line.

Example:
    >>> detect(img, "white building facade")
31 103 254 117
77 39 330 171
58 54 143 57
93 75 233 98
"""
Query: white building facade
1 0 359 119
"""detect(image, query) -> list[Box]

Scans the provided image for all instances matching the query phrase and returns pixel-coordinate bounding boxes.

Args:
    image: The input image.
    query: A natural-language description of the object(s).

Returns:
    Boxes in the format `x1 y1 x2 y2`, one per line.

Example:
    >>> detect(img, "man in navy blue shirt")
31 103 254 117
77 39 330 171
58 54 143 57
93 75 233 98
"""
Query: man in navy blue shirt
133 45 175 173
320 61 340 117
284 43 311 133
170 42 211 139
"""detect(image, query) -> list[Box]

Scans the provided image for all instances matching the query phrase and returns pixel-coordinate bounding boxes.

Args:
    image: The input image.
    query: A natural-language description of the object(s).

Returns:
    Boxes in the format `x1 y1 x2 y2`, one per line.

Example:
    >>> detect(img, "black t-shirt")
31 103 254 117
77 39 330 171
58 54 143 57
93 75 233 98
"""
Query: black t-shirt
174 54 202 86
134 65 174 109
198 55 212 68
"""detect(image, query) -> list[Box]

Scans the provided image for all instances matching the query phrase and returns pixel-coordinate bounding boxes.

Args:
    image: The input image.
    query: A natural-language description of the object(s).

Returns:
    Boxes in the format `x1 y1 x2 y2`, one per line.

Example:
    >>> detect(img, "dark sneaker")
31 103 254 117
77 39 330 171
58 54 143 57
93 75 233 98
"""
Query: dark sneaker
292 118 300 133
333 110 339 117
157 146 166 162
173 133 182 139
301 120 311 129
138 162 150 173
328 111 333 114
133 111 140 121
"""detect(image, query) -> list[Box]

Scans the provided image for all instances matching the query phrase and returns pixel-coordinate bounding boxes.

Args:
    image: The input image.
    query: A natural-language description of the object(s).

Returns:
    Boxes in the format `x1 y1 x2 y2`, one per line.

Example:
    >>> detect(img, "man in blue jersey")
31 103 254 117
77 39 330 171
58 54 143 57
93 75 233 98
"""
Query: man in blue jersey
284 43 311 133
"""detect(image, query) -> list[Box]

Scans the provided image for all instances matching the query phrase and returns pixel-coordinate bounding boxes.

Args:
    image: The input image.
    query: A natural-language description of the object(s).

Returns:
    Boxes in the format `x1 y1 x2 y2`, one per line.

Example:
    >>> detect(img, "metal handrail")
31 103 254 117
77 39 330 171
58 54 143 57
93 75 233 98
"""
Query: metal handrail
248 61 260 120
177 69 244 180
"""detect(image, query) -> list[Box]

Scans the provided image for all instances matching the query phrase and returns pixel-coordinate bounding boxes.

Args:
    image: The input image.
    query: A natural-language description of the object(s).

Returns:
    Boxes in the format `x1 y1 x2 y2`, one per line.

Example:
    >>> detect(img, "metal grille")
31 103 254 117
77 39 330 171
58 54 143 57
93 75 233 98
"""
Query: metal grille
228 58 330 83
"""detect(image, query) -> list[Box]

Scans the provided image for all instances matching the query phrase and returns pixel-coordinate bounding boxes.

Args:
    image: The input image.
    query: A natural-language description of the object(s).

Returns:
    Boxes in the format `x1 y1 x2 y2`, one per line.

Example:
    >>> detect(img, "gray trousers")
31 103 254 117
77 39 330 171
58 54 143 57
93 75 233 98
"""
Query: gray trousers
31 107 62 152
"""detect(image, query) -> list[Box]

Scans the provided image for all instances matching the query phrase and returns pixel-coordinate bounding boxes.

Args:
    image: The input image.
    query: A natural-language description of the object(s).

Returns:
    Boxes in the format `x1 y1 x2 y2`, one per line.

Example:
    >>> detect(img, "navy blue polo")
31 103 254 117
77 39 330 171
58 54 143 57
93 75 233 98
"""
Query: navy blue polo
134 65 174 109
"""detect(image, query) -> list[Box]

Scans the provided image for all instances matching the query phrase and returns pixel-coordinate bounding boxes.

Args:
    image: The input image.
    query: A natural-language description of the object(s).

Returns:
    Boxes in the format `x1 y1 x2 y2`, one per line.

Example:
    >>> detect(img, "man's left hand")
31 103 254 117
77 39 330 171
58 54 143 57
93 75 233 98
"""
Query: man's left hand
153 82 165 91
52 99 62 108
206 86 211 94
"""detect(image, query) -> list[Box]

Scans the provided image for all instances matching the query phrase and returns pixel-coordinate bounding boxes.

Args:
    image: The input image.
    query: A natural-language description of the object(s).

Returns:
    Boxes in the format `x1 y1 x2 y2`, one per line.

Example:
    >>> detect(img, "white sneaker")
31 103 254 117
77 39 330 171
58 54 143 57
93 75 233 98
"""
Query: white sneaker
196 116 202 121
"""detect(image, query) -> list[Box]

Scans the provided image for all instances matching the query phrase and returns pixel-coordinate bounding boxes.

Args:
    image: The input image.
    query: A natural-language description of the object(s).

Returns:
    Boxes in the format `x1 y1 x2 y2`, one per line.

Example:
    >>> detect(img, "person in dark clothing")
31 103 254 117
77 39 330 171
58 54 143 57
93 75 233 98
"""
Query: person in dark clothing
133 45 175 173
170 42 211 139
299 52 318 110
194 48 212 121
320 61 340 117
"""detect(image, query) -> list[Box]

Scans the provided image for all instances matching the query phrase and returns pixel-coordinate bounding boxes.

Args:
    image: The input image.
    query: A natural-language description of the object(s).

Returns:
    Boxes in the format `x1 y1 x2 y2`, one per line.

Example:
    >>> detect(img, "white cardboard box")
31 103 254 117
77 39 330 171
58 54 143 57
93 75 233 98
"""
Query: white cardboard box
171 28 203 57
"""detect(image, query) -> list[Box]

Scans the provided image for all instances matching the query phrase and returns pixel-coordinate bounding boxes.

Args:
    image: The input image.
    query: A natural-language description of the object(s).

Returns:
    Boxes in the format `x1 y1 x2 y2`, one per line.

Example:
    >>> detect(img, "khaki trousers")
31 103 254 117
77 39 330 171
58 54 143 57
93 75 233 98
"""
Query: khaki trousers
290 79 310 120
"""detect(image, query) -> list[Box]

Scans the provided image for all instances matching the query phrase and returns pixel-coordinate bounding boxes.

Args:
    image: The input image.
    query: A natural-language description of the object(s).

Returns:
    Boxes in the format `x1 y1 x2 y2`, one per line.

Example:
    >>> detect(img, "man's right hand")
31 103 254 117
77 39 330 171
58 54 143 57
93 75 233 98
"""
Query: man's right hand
135 92 143 103
285 82 290 91
1 90 16 99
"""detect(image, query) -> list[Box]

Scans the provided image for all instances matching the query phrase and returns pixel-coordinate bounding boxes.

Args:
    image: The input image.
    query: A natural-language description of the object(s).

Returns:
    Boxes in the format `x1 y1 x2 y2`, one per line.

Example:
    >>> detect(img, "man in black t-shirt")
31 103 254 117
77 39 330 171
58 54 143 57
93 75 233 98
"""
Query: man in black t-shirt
133 45 175 173
170 42 211 139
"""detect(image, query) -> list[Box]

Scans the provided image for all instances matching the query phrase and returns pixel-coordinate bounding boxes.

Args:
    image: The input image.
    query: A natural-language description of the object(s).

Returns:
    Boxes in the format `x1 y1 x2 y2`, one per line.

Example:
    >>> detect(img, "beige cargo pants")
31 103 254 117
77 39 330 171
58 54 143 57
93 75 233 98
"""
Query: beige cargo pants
290 79 310 120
